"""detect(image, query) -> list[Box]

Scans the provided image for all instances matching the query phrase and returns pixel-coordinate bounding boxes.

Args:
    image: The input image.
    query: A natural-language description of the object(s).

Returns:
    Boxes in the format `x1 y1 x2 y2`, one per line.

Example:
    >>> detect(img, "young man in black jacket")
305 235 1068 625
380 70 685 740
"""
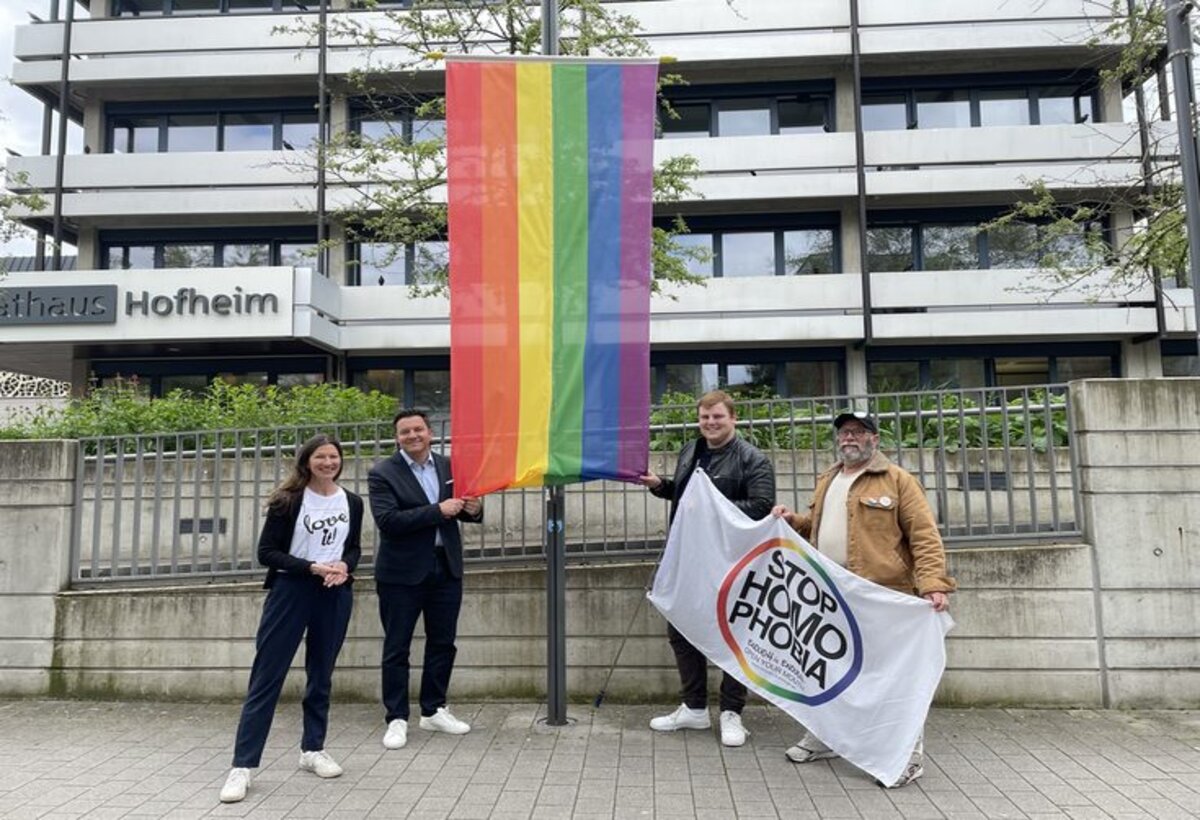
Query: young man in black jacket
639 389 776 747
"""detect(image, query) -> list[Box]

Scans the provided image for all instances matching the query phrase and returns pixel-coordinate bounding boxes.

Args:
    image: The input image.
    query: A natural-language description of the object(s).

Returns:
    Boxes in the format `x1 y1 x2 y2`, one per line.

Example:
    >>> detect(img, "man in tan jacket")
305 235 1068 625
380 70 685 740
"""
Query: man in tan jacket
771 410 954 788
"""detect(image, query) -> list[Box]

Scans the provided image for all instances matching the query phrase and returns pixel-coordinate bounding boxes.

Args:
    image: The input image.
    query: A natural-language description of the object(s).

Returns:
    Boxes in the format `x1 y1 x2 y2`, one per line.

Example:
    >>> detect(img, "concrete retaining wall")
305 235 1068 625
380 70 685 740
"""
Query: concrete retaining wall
48 546 1101 707
2 378 1198 706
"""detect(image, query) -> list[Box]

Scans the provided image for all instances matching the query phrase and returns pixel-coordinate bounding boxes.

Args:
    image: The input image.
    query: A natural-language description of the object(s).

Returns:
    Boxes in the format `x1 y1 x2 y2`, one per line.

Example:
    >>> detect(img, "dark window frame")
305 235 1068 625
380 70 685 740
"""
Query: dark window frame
862 71 1100 131
114 0 313 16
660 81 836 138
866 208 1111 272
100 227 318 270
105 99 318 154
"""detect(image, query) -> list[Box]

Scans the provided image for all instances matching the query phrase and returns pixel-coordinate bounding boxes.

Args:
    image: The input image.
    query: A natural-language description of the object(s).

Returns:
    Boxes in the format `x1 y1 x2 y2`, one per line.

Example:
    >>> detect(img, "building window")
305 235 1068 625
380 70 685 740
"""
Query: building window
784 361 841 398
163 244 215 268
115 0 310 14
661 103 711 139
661 363 720 396
222 243 271 267
351 100 445 145
1162 340 1200 377
660 91 832 138
222 113 275 151
868 351 1114 392
670 233 715 278
654 353 844 400
977 88 1031 126
867 212 1106 272
350 240 447 286
862 75 1098 132
166 115 218 152
778 98 829 134
666 223 839 278
719 232 776 277
866 226 916 272
350 366 449 418
102 235 317 270
106 102 317 154
921 225 979 270
915 89 970 129
1038 86 1093 124
985 222 1040 269
715 100 772 137
783 229 836 274
863 94 910 131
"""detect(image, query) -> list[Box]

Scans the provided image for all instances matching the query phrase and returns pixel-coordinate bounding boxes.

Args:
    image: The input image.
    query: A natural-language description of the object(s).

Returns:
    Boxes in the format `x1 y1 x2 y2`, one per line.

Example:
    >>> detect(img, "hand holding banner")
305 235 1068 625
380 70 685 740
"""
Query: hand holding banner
648 470 953 785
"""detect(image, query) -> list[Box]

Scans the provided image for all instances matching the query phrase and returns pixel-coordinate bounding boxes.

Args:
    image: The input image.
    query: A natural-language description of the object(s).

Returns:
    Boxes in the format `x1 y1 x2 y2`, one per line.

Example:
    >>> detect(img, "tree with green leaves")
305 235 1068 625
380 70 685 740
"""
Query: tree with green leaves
279 0 708 294
979 0 1183 299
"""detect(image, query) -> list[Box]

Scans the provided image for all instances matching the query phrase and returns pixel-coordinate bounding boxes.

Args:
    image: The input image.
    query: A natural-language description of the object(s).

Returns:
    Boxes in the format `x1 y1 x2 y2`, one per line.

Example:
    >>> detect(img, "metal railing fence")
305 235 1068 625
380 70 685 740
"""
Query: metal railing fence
70 384 1080 586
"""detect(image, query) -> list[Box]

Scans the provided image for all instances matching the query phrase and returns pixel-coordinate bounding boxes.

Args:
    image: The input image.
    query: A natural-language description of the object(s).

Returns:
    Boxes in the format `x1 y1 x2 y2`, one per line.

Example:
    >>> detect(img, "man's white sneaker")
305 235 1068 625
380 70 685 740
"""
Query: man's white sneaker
649 704 711 732
298 749 344 778
383 718 408 749
219 767 251 803
785 741 839 763
719 710 748 747
419 707 471 735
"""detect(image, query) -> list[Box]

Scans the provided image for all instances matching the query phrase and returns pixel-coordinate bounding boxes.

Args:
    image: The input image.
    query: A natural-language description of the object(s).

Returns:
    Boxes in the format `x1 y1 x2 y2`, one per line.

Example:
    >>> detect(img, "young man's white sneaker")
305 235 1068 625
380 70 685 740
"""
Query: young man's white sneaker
649 704 711 732
298 749 344 778
419 707 471 735
718 710 748 747
382 718 408 749
219 767 251 803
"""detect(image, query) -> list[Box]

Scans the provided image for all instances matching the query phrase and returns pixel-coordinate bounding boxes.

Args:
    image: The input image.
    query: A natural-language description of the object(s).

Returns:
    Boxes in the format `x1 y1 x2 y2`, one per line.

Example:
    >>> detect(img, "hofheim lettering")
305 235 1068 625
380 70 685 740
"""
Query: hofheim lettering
125 287 279 317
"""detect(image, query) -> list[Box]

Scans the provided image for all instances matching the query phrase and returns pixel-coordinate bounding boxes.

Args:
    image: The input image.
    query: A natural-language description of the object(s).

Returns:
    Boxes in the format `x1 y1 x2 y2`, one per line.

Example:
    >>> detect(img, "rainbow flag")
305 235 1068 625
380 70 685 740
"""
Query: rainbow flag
447 56 658 497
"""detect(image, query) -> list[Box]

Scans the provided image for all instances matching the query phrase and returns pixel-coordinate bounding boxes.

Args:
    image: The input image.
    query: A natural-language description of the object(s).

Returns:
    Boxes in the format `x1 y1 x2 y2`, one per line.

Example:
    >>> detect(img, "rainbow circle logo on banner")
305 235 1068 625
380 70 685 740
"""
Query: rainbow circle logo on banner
716 538 864 705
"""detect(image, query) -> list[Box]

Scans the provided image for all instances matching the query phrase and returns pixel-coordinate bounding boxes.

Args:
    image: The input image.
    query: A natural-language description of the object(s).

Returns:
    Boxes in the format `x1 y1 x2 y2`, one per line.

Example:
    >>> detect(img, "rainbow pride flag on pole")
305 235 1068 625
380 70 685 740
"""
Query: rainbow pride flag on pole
446 56 659 497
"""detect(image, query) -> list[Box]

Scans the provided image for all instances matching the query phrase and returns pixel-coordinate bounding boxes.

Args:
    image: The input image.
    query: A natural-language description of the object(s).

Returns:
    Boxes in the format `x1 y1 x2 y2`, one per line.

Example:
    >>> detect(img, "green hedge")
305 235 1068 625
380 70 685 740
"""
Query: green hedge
0 380 396 441
650 388 1068 453
2 381 1069 456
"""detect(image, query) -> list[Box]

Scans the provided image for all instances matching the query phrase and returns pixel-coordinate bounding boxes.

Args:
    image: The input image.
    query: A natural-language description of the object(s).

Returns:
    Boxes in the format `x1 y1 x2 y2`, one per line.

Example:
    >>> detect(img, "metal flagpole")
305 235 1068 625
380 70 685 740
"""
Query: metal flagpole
540 0 570 728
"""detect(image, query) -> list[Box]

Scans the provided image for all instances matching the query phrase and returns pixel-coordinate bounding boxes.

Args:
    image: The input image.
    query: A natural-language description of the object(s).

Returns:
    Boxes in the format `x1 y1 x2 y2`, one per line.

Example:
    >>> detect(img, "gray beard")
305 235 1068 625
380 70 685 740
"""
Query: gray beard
841 445 873 467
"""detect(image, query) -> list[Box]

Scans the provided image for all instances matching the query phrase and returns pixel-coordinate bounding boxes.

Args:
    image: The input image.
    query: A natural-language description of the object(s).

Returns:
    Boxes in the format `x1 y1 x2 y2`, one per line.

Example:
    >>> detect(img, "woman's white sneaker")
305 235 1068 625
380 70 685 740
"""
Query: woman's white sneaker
298 749 343 778
219 767 251 803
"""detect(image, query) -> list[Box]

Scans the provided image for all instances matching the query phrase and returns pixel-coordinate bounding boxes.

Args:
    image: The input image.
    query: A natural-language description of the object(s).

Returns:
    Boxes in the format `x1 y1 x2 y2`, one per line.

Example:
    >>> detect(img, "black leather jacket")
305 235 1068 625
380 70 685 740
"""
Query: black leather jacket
650 435 776 524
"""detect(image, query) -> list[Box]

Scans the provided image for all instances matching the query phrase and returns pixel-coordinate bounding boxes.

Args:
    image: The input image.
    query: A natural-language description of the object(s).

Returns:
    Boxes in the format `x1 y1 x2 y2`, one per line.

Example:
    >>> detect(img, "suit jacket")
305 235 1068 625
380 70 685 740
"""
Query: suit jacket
368 450 482 585
257 489 364 590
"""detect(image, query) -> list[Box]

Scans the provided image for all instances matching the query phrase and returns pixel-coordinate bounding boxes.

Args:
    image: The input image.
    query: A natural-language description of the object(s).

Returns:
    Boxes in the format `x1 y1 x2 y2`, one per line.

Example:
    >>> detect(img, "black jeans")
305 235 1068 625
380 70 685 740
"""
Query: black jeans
377 551 463 722
667 622 746 714
232 574 353 768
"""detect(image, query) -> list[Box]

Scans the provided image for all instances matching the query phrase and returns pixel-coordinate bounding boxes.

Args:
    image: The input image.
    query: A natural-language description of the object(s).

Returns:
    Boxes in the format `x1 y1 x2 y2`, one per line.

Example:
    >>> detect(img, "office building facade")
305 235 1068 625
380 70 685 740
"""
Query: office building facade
3 0 1197 410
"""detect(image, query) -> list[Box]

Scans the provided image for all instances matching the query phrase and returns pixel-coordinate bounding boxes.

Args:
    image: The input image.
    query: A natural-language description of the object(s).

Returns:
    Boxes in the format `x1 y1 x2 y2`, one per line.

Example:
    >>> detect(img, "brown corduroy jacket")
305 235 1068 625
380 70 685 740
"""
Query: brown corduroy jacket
785 450 956 597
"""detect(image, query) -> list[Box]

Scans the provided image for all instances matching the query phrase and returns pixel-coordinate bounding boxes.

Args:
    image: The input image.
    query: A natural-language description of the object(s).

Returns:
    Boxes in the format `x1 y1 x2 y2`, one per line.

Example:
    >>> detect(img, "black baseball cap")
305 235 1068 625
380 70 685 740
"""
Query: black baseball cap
833 410 878 433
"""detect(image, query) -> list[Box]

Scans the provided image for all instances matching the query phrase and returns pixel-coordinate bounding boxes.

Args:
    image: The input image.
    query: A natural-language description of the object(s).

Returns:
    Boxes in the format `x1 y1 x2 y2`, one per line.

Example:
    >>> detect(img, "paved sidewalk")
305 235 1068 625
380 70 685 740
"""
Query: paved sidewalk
2 700 1198 819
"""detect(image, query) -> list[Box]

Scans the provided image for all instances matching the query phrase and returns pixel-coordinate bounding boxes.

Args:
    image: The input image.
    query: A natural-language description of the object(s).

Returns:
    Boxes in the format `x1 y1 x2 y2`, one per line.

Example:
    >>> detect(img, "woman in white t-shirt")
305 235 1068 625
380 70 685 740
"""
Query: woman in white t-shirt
219 433 364 804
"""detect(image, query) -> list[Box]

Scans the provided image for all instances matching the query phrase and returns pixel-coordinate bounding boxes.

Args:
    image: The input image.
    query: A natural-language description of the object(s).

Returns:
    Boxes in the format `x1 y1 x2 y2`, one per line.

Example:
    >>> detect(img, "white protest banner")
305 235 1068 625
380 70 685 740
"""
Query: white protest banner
648 470 953 785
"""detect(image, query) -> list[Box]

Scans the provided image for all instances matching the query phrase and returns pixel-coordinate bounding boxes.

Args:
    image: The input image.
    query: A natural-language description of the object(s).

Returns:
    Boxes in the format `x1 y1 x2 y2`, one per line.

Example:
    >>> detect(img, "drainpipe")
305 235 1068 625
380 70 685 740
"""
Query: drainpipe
850 0 873 347
1165 0 1200 347
51 0 75 271
316 0 329 277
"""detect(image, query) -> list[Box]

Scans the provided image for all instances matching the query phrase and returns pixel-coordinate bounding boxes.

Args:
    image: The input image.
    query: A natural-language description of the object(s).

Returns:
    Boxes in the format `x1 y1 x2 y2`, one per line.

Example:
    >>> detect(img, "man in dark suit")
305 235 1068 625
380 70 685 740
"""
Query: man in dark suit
369 409 482 750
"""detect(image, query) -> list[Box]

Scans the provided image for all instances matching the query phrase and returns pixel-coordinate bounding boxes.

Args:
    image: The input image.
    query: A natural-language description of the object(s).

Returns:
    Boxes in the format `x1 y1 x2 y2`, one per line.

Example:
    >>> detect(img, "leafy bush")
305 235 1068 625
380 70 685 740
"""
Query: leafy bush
0 380 397 446
649 388 1069 453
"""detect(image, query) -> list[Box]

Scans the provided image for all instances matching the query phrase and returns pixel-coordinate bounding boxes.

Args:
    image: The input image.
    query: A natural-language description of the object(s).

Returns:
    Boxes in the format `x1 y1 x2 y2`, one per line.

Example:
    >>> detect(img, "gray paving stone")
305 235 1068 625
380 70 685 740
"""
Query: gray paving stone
4 702 1200 818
